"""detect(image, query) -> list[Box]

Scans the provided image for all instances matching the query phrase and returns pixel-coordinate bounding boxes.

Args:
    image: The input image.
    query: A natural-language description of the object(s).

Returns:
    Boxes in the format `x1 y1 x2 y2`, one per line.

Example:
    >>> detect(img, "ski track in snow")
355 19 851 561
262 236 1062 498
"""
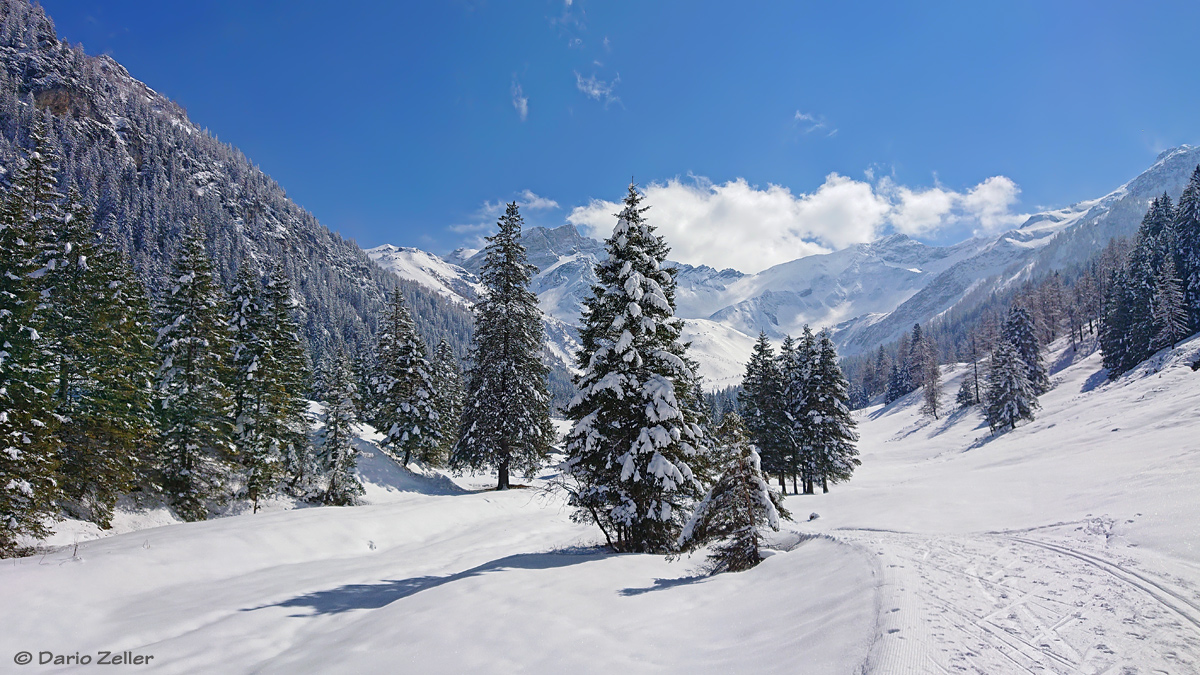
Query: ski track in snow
832 526 1200 674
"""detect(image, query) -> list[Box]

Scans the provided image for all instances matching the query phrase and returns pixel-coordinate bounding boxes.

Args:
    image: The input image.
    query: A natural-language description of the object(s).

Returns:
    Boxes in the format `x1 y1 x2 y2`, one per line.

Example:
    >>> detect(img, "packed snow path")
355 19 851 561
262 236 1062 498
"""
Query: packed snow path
834 526 1200 674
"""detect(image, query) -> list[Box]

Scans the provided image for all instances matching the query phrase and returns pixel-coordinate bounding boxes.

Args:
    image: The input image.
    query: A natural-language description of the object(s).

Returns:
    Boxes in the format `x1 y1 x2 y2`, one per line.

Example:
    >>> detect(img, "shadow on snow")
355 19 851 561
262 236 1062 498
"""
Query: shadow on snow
245 549 606 616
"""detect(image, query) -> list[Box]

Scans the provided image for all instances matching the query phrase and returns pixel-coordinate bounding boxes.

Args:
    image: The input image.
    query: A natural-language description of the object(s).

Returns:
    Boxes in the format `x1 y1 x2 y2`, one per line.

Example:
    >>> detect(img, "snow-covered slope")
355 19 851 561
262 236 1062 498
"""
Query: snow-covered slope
10 324 1200 673
367 245 484 307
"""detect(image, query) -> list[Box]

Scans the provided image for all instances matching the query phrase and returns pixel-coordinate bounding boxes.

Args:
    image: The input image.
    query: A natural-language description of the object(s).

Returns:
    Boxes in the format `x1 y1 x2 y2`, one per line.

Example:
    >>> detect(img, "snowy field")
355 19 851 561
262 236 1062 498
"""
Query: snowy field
3 336 1200 673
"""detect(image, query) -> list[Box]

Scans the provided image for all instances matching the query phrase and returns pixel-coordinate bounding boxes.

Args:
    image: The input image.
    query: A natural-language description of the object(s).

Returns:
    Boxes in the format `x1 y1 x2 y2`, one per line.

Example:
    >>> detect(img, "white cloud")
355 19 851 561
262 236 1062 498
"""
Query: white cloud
575 71 620 106
511 79 528 122
794 110 836 136
566 174 1028 274
449 191 560 237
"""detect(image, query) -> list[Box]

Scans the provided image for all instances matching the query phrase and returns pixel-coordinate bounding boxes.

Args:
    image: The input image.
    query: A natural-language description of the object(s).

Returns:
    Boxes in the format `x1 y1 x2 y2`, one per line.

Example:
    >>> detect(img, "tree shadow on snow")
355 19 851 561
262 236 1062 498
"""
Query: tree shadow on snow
619 575 708 596
244 549 606 617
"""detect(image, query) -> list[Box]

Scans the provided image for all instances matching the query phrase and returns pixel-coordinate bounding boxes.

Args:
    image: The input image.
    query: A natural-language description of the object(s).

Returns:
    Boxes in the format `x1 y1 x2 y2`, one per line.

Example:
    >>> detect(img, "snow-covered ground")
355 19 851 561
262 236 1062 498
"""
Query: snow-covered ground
4 335 1200 673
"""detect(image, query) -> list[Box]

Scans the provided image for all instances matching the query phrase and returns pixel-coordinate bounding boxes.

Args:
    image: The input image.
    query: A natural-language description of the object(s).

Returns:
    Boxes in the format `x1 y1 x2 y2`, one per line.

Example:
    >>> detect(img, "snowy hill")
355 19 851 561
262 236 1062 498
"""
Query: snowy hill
8 323 1200 672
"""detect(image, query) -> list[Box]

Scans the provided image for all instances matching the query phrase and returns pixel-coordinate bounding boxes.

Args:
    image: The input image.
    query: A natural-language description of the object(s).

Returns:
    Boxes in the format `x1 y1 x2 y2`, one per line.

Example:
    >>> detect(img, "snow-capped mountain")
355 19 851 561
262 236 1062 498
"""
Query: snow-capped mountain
367 245 484 307
838 144 1200 354
369 241 584 375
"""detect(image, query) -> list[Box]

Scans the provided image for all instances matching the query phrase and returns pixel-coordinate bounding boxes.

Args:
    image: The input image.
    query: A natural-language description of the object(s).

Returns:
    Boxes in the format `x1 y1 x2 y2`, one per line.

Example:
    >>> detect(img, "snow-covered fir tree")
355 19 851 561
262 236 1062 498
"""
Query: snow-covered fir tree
227 262 278 511
374 289 439 466
563 184 708 553
0 142 60 555
453 203 554 488
907 323 926 389
985 339 1038 434
920 338 942 419
260 264 316 497
47 189 157 527
955 372 979 409
677 413 790 573
317 349 363 506
430 339 463 469
808 330 860 493
1152 255 1189 349
738 332 789 493
1001 306 1049 395
154 220 235 521
1174 166 1200 329
781 326 818 494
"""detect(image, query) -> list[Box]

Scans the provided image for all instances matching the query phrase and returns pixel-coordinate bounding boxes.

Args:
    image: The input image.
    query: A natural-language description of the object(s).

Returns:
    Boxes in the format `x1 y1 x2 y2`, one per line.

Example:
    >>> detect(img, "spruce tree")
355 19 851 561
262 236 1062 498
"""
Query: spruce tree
48 190 156 526
955 372 979 408
318 349 363 506
920 338 942 419
375 289 439 466
563 184 708 553
677 413 790 573
808 330 859 492
782 327 819 494
738 332 788 492
154 220 235 521
227 262 278 511
1152 256 1189 349
985 340 1038 433
430 339 463 468
1174 166 1200 328
1001 306 1049 395
260 264 315 497
453 203 554 487
0 151 59 555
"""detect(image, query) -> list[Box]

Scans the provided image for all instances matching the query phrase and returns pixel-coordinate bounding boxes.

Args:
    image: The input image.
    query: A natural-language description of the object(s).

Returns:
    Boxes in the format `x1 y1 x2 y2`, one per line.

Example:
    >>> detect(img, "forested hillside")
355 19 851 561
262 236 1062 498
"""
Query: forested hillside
0 0 471 361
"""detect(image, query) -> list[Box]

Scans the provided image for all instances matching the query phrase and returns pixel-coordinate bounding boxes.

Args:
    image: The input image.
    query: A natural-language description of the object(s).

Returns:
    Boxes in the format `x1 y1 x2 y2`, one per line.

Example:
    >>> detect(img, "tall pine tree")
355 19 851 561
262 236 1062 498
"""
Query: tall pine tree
1001 306 1049 395
318 349 363 506
563 184 708 553
738 332 789 493
808 330 860 493
453 203 554 487
374 289 439 466
154 220 235 521
0 138 59 555
985 340 1038 433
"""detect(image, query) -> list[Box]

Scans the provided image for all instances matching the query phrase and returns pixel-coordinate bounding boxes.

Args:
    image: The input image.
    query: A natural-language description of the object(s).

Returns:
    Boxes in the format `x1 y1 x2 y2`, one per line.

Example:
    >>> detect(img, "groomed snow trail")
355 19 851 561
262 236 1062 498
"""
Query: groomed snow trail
836 526 1200 674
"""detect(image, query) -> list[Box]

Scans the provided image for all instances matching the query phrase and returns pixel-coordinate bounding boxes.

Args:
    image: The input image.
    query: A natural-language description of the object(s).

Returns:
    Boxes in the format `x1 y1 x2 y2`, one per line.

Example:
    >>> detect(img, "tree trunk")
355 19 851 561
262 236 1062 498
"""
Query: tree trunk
779 475 787 495
792 474 797 495
822 476 828 494
497 442 510 490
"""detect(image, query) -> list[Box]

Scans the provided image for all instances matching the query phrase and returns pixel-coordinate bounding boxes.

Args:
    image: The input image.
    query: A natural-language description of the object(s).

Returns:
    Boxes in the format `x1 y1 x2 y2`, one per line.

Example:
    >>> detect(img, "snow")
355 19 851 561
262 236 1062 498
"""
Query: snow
366 244 483 307
10 332 1200 673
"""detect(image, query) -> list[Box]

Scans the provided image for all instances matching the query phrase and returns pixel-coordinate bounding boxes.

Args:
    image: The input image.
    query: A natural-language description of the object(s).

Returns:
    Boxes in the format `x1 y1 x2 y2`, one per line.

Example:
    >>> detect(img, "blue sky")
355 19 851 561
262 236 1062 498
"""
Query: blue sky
40 0 1200 272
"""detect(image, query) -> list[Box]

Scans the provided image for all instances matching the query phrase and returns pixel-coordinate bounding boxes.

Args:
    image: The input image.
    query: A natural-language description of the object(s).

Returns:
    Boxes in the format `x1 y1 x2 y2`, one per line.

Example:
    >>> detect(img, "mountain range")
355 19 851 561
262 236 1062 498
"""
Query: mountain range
3 0 1196 391
371 145 1200 388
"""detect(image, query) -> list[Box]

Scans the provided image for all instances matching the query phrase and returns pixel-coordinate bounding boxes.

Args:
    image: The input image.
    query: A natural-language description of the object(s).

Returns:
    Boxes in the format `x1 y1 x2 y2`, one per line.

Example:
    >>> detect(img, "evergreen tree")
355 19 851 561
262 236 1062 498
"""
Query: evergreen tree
985 340 1038 433
955 372 979 408
563 184 708 553
374 289 440 466
781 327 818 494
1174 166 1200 329
227 262 277 511
1001 306 1049 395
677 413 790 573
1152 256 1189 349
0 148 59 555
47 190 156 526
920 338 942 419
453 203 554 487
154 220 235 521
317 349 363 506
808 330 860 493
884 363 910 404
739 332 789 493
260 264 316 496
907 323 926 388
430 339 463 468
